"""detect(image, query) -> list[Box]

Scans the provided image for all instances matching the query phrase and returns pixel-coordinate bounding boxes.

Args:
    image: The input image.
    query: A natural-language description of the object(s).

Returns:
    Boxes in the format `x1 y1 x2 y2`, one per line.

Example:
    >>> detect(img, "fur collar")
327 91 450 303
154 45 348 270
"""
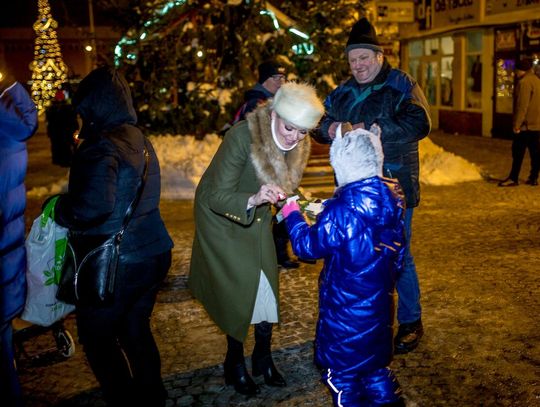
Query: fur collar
247 103 311 194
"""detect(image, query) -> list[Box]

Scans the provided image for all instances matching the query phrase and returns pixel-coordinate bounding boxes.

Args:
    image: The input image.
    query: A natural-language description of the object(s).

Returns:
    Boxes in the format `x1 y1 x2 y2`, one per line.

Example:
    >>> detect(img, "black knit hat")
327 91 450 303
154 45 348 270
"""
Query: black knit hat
515 58 532 72
258 60 286 84
346 18 383 54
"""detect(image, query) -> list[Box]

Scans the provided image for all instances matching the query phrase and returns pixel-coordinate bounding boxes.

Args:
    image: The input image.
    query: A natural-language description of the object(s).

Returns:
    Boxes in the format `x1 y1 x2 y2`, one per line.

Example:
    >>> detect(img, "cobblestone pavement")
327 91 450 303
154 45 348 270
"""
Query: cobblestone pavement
16 129 540 406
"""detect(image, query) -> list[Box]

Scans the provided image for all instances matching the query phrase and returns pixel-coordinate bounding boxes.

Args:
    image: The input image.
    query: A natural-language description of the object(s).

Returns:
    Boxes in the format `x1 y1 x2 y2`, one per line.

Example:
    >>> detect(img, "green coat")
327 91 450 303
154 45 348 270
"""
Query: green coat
189 104 311 342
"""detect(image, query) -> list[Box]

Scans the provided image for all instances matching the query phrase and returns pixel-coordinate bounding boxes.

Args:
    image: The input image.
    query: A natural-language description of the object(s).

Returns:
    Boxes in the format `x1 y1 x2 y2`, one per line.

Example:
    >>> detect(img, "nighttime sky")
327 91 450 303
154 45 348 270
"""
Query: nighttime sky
0 0 117 28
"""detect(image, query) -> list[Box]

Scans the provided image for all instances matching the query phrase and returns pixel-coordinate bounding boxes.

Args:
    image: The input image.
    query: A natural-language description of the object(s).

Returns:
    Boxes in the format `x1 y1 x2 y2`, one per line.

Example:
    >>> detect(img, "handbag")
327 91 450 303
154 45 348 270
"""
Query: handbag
21 196 75 326
57 145 149 306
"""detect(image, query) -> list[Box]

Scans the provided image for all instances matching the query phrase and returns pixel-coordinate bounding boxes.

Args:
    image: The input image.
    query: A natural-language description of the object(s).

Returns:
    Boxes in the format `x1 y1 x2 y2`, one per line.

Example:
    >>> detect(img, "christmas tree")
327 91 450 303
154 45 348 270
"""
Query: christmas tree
106 0 368 135
30 0 68 114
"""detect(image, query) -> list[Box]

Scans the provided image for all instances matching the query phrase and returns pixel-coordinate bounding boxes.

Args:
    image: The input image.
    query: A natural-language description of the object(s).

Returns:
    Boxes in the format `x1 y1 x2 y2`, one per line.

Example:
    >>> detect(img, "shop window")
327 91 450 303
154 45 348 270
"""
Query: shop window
466 31 483 109
441 56 453 106
495 58 514 114
440 36 454 107
424 38 439 55
441 36 454 55
408 59 420 82
410 40 423 58
425 61 438 105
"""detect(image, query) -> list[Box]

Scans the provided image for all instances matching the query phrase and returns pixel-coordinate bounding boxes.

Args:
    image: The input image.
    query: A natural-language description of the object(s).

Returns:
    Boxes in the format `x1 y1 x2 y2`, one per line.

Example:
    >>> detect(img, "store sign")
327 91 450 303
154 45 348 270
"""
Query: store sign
432 0 481 27
376 1 415 22
486 0 540 15
495 29 517 51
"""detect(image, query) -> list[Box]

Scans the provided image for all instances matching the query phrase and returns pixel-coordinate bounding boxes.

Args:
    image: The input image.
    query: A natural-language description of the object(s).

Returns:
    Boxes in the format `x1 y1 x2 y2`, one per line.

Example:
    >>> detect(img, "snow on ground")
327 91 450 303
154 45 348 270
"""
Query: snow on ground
419 137 482 185
27 135 483 200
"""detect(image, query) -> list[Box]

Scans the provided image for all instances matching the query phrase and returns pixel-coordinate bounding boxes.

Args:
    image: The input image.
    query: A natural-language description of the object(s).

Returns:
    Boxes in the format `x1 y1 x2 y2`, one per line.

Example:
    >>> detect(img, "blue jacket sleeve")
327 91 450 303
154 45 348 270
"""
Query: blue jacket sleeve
0 82 38 142
285 208 344 260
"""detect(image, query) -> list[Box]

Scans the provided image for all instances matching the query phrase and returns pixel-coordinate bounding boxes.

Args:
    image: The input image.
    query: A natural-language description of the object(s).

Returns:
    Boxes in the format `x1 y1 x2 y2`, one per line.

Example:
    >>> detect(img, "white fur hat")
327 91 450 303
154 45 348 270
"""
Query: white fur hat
271 82 325 130
330 124 384 187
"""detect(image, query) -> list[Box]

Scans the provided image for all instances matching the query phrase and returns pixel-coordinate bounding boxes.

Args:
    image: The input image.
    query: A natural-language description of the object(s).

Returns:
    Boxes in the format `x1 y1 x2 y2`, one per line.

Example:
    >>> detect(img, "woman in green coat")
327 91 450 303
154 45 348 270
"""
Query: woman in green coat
189 82 324 396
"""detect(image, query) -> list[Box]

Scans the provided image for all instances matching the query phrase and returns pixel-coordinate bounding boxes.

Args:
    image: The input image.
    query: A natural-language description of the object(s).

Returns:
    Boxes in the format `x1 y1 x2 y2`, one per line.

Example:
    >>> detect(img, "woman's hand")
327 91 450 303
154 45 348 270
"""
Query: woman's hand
248 184 286 207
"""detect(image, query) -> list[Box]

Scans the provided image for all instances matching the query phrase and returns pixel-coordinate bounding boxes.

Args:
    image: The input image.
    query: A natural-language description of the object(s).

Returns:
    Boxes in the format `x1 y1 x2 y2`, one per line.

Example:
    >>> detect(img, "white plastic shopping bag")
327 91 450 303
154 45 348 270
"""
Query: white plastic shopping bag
21 196 75 326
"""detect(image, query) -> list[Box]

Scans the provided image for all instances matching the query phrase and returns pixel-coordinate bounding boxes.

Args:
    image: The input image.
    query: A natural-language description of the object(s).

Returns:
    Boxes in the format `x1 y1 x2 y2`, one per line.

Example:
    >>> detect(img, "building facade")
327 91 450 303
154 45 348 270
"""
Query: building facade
398 0 540 138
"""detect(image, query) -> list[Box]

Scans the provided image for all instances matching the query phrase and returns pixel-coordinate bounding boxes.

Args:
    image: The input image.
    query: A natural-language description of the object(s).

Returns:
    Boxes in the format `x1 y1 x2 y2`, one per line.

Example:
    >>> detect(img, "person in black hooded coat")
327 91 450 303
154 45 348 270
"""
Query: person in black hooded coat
54 66 174 407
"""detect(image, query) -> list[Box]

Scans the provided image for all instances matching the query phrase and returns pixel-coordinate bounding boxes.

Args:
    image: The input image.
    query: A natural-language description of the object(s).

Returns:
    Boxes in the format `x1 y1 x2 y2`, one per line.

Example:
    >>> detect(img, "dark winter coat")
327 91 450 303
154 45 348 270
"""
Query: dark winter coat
189 103 311 342
285 177 405 373
0 82 38 324
238 84 273 121
314 61 431 208
55 67 173 264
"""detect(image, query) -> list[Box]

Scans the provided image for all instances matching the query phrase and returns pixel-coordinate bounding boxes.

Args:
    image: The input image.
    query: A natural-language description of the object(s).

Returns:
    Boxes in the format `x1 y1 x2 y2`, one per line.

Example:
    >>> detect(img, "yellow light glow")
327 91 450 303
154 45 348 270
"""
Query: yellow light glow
29 0 68 114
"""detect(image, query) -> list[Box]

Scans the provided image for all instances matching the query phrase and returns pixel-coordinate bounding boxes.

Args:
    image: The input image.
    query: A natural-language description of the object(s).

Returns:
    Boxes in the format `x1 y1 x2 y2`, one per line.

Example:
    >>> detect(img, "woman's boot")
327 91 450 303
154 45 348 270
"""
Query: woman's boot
251 322 287 387
223 335 259 396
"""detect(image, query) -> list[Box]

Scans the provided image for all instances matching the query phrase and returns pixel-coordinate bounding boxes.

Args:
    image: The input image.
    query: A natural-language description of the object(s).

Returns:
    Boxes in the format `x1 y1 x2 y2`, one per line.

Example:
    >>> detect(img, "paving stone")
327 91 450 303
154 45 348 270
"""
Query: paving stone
17 129 540 406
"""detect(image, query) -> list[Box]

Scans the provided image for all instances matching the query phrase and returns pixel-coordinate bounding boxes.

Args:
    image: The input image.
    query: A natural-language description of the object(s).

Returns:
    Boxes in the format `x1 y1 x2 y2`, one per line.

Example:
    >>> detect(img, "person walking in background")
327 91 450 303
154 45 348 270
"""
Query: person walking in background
45 88 78 167
0 77 38 407
189 82 324 396
498 58 540 187
281 125 406 407
53 66 174 407
313 17 431 355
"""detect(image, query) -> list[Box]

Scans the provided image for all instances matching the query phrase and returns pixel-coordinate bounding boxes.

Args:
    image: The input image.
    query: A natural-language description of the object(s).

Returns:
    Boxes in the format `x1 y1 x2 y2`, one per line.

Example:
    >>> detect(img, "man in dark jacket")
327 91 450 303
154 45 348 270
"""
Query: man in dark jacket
0 78 38 407
54 66 174 407
313 18 431 354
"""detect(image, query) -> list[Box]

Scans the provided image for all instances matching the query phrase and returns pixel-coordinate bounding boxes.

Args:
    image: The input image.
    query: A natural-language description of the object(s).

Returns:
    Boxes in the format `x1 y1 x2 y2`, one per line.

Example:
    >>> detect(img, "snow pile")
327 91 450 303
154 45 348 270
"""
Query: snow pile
27 135 483 200
151 134 221 200
419 137 483 185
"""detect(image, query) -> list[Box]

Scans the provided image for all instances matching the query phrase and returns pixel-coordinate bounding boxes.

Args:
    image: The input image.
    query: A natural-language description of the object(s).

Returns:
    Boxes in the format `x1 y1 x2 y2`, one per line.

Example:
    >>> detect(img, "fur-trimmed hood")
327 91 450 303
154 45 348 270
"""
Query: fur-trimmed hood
247 103 311 194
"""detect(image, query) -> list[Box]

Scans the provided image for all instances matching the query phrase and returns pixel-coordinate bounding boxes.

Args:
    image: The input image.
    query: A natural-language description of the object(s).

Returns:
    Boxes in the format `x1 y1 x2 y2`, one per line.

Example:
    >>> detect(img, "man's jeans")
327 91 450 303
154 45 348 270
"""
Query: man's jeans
396 207 422 324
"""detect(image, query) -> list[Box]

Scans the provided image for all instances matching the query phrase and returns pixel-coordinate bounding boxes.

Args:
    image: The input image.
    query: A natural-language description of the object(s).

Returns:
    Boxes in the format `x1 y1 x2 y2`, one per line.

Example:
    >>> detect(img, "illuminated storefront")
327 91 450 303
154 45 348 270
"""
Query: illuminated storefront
399 0 540 138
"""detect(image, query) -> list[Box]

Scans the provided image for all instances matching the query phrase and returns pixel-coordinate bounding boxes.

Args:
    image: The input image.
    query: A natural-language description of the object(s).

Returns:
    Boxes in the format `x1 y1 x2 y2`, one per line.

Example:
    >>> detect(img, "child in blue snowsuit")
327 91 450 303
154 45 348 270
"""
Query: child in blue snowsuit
282 125 406 406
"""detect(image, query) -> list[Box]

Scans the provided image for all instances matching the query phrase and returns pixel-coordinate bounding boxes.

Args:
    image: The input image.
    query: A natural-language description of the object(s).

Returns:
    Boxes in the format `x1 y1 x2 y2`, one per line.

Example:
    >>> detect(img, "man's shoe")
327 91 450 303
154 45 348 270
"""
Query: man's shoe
525 178 538 186
299 257 317 265
279 259 300 269
224 361 260 396
498 178 519 187
394 319 423 354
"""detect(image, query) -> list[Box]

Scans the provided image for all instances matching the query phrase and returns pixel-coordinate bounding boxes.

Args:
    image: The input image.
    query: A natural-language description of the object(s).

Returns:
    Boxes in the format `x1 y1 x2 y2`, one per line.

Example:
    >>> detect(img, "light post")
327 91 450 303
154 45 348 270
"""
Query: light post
87 0 97 70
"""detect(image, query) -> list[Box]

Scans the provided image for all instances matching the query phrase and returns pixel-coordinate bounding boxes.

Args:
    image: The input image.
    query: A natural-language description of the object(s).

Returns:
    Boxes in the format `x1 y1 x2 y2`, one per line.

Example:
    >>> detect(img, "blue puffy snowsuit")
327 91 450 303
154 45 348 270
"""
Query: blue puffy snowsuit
286 177 406 406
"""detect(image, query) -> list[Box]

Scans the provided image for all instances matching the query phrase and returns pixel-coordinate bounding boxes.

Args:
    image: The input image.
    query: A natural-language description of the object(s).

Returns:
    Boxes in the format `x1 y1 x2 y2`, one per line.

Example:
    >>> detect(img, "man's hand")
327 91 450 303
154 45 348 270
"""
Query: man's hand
328 122 341 140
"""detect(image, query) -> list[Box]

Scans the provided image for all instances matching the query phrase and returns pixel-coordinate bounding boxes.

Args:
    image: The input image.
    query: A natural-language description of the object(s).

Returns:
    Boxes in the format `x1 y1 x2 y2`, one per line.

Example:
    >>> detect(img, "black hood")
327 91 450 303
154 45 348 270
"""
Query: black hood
73 66 137 139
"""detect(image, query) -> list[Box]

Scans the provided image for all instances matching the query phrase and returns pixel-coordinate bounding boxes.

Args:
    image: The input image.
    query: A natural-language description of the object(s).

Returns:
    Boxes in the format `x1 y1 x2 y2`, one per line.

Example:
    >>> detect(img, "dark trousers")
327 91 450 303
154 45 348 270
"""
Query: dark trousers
0 322 23 407
76 251 171 407
509 130 540 182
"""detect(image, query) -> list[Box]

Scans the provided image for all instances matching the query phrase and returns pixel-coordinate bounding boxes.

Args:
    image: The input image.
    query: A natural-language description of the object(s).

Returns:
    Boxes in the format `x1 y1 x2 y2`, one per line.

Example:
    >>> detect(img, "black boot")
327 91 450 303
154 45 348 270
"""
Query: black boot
224 335 259 396
252 322 286 387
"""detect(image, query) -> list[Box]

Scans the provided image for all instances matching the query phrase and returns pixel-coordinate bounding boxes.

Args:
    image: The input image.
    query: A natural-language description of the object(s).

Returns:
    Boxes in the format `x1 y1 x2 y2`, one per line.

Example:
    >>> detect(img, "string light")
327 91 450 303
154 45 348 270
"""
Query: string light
29 0 68 114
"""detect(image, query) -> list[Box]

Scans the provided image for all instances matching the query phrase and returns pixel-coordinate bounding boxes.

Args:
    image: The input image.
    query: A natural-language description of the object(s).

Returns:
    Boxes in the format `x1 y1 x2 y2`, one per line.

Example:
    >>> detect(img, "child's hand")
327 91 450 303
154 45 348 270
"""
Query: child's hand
281 200 301 219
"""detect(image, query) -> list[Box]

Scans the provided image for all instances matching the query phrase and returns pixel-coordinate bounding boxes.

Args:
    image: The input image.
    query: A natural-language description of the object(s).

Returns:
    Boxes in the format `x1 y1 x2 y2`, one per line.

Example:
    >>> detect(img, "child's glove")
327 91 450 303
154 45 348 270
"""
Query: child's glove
281 200 301 219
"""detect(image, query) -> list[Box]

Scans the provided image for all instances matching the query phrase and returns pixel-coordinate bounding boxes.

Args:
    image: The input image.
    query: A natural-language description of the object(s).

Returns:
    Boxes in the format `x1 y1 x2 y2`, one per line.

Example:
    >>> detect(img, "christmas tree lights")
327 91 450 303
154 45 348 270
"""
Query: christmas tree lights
30 0 68 114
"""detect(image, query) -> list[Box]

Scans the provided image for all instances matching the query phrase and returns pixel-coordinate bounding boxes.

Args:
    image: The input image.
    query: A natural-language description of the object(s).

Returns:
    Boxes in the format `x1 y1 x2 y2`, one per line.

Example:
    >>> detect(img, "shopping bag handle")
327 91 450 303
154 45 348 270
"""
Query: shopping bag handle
41 196 60 228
